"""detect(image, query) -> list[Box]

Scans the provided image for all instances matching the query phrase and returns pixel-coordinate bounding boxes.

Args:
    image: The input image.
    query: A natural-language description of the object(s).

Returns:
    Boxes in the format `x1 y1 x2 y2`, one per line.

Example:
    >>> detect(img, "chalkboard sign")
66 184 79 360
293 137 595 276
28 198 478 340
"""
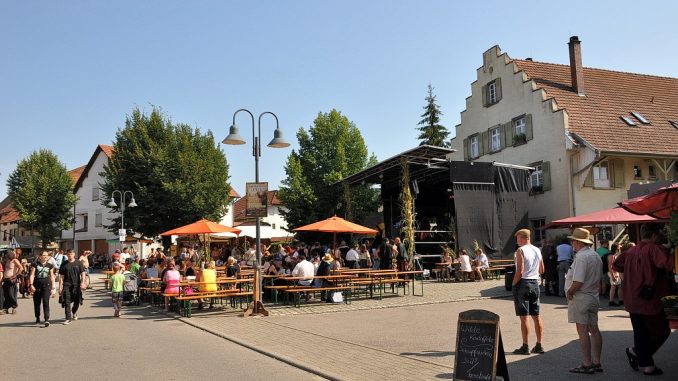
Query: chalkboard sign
454 309 507 381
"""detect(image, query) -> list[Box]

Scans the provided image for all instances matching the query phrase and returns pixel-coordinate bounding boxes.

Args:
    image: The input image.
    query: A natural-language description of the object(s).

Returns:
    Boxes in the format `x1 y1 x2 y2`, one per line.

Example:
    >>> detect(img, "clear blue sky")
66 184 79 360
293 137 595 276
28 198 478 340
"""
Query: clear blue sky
2 1 676 201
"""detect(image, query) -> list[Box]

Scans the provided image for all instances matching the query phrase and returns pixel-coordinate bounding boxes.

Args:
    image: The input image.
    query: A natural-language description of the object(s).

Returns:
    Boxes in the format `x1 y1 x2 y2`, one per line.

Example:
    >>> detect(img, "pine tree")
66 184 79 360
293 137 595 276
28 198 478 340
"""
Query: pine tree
417 84 450 147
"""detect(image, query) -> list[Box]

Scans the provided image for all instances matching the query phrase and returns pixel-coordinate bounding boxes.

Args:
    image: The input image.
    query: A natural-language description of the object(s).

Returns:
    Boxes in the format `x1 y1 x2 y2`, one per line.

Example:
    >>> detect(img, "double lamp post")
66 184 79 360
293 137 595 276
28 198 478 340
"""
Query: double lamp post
222 108 290 316
108 190 138 242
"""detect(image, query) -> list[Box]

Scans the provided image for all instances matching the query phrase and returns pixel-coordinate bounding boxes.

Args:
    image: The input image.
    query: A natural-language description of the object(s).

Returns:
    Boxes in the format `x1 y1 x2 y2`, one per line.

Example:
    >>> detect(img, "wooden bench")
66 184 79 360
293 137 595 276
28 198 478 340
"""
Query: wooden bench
282 286 353 307
173 290 254 317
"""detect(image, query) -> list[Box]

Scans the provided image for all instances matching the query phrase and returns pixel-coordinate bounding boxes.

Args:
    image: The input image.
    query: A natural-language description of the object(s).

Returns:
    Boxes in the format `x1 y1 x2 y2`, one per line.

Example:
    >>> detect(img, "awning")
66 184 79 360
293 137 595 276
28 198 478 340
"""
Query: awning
545 207 658 229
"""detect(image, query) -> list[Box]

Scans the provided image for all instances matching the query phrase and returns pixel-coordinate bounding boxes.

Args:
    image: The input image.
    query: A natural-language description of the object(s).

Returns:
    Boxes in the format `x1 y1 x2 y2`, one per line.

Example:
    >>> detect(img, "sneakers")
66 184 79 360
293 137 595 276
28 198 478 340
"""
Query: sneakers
63 320 71 325
73 313 78 320
513 344 530 355
531 343 545 354
44 321 50 328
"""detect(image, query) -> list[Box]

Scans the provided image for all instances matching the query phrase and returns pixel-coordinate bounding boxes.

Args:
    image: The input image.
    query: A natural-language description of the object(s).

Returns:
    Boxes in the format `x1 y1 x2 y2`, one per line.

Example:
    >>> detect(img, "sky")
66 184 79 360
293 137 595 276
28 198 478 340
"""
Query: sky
2 1 677 201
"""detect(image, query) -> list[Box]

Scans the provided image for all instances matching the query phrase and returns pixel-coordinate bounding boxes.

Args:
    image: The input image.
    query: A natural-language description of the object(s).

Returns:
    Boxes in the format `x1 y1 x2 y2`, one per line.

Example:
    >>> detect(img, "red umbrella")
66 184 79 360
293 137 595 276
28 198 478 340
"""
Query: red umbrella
620 183 678 219
545 206 657 229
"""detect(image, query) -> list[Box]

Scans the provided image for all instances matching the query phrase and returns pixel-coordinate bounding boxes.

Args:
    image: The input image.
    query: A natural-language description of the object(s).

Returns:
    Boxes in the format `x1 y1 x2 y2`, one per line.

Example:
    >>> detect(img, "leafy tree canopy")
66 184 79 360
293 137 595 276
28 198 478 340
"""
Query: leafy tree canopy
101 107 231 239
417 84 450 147
278 109 379 241
7 149 76 247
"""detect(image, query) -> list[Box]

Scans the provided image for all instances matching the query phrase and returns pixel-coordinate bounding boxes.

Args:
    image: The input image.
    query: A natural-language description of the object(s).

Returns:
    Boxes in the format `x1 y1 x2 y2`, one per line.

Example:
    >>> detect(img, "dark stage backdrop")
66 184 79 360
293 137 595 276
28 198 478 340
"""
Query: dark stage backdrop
451 162 530 258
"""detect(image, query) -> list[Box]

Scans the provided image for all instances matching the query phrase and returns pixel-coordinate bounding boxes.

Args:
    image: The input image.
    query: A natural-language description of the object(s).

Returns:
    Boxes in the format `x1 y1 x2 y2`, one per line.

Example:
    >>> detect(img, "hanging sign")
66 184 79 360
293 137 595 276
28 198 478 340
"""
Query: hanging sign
246 182 268 217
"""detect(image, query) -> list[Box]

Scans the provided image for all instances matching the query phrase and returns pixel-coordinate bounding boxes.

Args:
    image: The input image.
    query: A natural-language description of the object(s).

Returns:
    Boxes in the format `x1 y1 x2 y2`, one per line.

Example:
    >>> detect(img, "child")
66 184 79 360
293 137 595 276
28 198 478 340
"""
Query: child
110 262 124 317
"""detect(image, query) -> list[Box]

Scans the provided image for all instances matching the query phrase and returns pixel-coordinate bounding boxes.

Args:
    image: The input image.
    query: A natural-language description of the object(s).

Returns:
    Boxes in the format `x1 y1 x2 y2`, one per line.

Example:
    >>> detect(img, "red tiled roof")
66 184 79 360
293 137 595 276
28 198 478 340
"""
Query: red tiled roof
512 59 678 155
229 188 241 198
69 165 86 186
0 201 20 224
232 190 283 222
99 144 114 159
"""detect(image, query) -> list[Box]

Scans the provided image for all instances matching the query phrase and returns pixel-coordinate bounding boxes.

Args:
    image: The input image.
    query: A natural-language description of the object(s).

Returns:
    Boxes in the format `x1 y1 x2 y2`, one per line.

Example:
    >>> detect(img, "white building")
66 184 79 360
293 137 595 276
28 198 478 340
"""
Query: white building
229 190 292 241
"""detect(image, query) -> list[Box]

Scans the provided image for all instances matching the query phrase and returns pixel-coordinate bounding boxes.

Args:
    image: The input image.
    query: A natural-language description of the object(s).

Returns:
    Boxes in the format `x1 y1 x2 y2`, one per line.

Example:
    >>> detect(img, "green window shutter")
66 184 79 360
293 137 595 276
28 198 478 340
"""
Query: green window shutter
542 161 551 191
499 124 506 150
525 114 534 141
584 168 593 187
613 159 625 188
481 85 488 107
495 77 502 102
481 130 489 156
503 122 514 147
463 138 469 161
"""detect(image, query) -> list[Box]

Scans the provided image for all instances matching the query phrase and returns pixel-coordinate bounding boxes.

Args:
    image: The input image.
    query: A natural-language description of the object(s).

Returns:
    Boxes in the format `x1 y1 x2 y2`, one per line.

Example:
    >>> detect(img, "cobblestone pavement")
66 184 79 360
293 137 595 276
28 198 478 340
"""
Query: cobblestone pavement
90 274 677 381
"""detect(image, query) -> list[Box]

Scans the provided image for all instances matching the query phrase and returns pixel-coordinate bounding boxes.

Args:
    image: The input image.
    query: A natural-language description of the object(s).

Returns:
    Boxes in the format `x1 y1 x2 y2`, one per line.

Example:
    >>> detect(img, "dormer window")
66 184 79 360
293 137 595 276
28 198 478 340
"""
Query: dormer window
670 120 678 129
631 112 650 124
621 116 636 126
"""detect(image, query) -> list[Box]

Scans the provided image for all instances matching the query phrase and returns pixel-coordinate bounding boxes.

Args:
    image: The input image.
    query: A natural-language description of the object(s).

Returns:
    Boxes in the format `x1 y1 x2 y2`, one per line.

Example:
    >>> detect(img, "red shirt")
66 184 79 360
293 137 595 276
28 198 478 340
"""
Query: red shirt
112 253 120 262
612 241 674 315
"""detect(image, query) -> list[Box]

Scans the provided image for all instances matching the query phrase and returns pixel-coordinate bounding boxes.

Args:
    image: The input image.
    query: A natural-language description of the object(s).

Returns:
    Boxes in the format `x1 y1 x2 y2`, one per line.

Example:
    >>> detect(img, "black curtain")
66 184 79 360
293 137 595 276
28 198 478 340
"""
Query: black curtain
453 182 497 255
494 166 530 258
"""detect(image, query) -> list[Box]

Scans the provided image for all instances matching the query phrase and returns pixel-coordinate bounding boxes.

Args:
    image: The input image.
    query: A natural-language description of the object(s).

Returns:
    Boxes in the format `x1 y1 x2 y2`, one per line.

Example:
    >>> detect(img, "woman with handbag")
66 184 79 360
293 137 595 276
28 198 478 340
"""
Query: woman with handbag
2 249 25 314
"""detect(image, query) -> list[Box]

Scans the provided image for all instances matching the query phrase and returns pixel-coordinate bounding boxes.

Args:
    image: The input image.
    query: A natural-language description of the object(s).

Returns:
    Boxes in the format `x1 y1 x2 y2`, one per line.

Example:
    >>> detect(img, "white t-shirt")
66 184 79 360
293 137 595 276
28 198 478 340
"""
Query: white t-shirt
517 244 542 280
345 249 360 262
459 255 472 272
477 253 489 269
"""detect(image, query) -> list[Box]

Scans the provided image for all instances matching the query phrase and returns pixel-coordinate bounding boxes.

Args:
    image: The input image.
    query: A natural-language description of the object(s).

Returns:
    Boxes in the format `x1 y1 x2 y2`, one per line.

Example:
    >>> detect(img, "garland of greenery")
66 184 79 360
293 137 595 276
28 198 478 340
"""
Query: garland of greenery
400 158 415 268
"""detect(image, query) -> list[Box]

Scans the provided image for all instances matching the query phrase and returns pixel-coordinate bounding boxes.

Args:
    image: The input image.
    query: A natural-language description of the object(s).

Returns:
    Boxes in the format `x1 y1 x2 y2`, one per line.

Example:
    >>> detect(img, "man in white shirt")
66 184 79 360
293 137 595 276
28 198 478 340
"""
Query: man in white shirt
512 228 545 355
291 254 314 286
344 243 360 269
565 228 603 374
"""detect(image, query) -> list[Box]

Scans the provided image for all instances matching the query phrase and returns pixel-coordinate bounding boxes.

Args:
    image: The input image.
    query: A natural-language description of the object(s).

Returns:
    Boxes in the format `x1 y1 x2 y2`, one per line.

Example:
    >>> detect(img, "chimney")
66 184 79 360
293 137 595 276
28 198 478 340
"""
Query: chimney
568 36 585 96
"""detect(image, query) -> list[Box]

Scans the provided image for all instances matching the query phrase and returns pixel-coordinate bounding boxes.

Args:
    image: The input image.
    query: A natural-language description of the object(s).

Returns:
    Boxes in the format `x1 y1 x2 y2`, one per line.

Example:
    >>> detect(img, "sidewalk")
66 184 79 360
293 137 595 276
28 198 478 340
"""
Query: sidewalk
93 273 677 380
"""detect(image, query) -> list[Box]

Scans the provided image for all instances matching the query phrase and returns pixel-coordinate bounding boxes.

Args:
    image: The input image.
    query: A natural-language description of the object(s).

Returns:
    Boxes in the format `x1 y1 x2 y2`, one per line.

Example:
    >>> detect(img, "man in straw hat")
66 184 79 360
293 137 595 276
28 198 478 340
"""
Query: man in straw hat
511 228 545 355
564 228 603 374
612 222 674 376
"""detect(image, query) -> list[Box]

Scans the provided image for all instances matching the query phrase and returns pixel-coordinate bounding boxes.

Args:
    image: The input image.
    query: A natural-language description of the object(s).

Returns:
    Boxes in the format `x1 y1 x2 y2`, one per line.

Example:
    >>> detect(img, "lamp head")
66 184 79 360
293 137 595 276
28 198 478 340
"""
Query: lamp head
222 125 246 145
267 127 290 148
108 197 118 208
128 198 138 208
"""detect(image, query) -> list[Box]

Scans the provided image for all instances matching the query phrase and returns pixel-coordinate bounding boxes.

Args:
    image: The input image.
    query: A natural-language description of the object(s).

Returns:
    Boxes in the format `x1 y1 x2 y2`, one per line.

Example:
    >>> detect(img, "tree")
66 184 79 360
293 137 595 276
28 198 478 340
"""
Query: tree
101 107 231 242
278 109 379 240
417 84 450 147
7 149 76 247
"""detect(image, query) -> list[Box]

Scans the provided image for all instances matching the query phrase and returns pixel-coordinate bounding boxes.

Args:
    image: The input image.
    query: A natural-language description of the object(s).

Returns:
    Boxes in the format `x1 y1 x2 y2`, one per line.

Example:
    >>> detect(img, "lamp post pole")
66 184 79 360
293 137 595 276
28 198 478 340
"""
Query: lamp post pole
223 108 290 316
108 190 138 243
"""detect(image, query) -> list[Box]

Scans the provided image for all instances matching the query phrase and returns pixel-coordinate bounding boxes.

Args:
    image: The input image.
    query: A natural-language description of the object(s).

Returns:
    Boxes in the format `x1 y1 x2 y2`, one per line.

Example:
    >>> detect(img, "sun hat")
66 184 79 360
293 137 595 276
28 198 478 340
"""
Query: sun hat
568 228 593 245
322 253 334 262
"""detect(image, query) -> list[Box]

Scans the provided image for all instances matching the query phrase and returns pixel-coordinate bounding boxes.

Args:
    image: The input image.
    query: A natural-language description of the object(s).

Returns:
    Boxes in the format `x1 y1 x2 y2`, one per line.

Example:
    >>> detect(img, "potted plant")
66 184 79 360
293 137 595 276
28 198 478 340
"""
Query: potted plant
513 133 527 146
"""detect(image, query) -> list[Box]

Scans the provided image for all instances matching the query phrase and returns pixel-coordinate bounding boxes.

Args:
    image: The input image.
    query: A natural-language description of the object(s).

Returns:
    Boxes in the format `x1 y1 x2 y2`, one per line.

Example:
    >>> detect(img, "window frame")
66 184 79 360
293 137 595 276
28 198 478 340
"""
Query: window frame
488 81 497 104
92 187 100 201
490 127 501 152
469 135 480 159
530 218 546 244
95 212 103 228
593 160 612 189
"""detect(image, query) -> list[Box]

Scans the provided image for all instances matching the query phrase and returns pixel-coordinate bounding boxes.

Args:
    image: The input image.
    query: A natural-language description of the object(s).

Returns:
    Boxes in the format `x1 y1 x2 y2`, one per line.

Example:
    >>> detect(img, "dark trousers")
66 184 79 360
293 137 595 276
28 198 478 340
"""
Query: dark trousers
33 278 51 321
62 284 81 320
630 312 670 367
2 279 18 310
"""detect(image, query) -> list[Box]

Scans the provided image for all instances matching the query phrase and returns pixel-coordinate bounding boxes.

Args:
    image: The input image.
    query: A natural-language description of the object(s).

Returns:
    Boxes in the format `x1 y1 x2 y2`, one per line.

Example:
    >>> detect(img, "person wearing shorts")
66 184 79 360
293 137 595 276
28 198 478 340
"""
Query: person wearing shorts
511 229 545 355
565 228 603 374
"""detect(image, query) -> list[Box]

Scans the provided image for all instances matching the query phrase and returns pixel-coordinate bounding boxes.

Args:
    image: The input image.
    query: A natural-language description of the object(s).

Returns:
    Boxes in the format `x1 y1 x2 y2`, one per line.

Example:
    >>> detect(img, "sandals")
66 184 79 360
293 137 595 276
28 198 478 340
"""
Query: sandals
591 363 603 373
569 365 595 374
626 348 639 371
643 368 663 376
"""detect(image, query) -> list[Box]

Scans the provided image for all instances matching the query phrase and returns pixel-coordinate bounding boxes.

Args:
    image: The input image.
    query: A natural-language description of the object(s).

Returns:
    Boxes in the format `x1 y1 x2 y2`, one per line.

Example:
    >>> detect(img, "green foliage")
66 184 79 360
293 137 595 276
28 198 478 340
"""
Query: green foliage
399 158 415 264
278 109 380 241
665 211 678 246
417 84 450 147
7 149 76 247
101 107 231 238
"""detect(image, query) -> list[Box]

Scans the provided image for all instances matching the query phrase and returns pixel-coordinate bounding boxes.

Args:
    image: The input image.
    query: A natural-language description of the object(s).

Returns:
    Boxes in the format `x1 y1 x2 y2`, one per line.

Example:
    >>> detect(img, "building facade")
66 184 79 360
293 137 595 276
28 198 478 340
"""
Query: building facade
450 36 678 241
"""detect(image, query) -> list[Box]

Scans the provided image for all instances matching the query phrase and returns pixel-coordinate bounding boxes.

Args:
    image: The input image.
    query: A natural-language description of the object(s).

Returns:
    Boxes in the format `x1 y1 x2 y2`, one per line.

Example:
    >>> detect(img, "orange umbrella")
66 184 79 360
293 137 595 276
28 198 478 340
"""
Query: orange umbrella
160 219 241 265
160 219 241 236
293 215 378 250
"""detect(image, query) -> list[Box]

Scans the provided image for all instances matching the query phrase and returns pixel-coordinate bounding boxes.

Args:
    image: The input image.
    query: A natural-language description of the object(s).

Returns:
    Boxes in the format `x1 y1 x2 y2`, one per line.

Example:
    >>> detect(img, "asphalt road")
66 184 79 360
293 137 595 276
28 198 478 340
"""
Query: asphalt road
0 289 324 381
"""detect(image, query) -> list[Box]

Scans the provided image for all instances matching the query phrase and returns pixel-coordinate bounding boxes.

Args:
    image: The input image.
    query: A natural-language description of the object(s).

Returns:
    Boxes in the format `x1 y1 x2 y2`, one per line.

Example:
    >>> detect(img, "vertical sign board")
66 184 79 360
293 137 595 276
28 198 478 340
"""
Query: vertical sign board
454 309 507 381
246 182 268 217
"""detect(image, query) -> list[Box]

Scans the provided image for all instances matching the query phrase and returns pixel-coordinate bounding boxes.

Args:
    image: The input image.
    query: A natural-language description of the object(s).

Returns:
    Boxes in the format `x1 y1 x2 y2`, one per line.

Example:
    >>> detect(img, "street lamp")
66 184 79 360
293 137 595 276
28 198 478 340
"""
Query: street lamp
108 190 138 241
223 108 290 316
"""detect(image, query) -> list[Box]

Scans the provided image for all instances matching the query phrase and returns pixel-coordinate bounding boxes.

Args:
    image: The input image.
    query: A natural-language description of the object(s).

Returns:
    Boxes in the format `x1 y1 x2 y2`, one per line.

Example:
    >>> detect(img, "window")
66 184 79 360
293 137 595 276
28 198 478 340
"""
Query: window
488 81 497 104
530 163 544 189
470 135 479 158
271 223 277 230
621 116 636 126
631 111 650 124
92 187 99 201
514 117 526 136
490 127 501 152
530 218 546 244
95 212 102 227
593 161 611 188
671 120 678 129
648 165 657 179
633 165 643 179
